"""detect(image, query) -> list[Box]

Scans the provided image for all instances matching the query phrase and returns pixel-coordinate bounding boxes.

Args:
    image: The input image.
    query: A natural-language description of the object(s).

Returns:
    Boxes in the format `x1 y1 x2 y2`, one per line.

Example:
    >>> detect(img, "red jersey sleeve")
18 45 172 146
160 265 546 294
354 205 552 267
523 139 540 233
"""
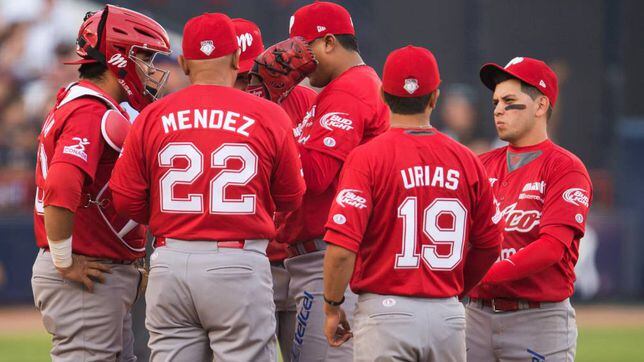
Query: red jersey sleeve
50 101 106 181
470 158 503 248
109 110 149 205
270 108 306 211
541 166 592 241
324 151 372 253
302 90 368 161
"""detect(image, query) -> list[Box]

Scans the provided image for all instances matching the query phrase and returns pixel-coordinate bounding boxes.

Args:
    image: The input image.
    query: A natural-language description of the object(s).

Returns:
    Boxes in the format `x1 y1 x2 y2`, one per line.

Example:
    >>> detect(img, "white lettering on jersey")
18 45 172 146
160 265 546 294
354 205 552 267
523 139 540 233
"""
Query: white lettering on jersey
319 112 353 131
563 188 589 208
295 105 315 144
335 189 367 209
500 202 541 232
62 137 90 162
161 110 255 137
522 181 546 193
489 177 498 187
400 165 460 190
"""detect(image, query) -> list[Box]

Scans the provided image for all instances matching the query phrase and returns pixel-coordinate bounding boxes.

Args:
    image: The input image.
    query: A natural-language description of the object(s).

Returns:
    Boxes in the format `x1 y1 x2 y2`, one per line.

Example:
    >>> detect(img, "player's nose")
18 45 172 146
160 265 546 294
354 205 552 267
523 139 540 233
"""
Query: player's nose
493 102 505 117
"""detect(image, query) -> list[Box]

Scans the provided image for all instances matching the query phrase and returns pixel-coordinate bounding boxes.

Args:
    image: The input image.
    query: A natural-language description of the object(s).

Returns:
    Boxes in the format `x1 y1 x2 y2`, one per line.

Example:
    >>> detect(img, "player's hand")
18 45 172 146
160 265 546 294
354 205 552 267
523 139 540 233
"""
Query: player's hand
324 304 353 347
55 254 111 292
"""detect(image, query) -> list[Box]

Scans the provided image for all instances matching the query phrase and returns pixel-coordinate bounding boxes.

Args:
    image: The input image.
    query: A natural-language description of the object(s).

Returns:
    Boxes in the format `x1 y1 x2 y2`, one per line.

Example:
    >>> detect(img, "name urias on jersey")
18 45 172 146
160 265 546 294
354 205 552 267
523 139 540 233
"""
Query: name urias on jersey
161 109 255 136
401 165 460 190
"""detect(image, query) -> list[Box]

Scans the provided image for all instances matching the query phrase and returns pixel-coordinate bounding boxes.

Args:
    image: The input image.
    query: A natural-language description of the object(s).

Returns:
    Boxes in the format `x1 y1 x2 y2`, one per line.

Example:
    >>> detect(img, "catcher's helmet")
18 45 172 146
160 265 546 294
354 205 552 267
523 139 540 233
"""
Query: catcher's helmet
66 5 171 111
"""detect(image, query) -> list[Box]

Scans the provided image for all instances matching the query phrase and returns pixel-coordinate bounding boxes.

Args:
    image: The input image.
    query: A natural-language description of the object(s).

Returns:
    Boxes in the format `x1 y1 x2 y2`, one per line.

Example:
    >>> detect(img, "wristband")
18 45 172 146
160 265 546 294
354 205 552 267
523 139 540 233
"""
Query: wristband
48 236 73 268
324 295 345 306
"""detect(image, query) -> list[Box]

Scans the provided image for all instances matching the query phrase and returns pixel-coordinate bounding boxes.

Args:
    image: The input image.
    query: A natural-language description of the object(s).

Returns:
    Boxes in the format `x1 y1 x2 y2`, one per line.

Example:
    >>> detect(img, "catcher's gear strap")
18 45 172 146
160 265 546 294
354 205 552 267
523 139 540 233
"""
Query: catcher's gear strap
57 83 129 152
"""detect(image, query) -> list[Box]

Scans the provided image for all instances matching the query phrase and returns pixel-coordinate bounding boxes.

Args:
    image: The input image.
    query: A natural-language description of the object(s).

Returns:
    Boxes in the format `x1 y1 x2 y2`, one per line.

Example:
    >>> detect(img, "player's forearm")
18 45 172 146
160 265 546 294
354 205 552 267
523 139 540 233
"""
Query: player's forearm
461 243 501 297
482 234 566 284
112 190 150 225
300 147 342 195
323 244 356 303
44 205 75 268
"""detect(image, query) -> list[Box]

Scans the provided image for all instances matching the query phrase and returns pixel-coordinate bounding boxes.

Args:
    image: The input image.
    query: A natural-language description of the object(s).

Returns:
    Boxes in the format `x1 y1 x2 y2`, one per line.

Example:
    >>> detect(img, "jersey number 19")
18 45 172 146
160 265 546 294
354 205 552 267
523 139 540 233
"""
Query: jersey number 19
395 197 467 270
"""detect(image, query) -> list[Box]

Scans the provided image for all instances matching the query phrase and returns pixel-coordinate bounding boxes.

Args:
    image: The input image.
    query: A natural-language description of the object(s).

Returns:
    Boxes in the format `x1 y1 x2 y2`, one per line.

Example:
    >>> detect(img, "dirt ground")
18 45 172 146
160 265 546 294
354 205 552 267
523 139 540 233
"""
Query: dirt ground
1 304 643 335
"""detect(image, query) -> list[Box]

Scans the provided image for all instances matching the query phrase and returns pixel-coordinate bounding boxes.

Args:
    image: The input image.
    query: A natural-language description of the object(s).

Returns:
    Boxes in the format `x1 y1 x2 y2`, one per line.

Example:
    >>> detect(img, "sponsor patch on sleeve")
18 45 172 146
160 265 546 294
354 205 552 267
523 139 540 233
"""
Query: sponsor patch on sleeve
562 188 589 207
335 189 367 209
62 137 90 162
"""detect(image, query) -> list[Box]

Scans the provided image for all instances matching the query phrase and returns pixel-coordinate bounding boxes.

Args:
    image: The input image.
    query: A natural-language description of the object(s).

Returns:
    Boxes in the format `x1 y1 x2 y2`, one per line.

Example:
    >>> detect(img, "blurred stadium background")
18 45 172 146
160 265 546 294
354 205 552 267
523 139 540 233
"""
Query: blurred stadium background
0 0 643 361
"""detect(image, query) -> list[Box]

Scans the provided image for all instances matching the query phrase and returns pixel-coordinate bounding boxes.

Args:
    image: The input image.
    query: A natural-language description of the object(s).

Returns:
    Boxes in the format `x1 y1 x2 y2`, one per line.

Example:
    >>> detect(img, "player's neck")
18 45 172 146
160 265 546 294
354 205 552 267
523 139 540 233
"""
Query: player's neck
509 126 549 148
330 52 365 81
190 71 235 87
82 76 125 103
389 113 433 129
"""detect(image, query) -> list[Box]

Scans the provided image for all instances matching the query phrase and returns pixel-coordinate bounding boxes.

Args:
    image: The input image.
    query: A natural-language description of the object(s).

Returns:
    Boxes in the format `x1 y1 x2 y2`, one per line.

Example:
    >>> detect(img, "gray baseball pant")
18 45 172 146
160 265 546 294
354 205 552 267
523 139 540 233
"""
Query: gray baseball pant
465 298 577 362
272 263 297 362
284 250 358 362
31 248 141 362
145 238 276 362
353 293 466 362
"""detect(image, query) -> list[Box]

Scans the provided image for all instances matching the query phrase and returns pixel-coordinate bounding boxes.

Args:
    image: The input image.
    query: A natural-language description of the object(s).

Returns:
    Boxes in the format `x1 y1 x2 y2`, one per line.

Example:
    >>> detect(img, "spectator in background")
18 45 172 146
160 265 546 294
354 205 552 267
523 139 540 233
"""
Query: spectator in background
439 83 492 154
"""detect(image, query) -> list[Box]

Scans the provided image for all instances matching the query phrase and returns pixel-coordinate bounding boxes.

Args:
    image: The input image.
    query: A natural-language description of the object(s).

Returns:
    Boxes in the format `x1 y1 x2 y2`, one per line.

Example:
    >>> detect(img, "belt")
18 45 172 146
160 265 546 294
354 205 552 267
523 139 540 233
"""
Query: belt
40 249 141 265
287 238 327 258
155 237 245 249
470 298 542 312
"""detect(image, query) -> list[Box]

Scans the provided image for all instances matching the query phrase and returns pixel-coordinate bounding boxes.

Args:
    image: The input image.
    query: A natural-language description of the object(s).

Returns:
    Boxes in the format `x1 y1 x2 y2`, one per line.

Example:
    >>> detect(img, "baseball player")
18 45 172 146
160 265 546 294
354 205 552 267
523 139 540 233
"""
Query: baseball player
31 5 170 361
322 45 503 362
109 13 305 361
466 57 593 361
280 2 390 361
232 18 318 361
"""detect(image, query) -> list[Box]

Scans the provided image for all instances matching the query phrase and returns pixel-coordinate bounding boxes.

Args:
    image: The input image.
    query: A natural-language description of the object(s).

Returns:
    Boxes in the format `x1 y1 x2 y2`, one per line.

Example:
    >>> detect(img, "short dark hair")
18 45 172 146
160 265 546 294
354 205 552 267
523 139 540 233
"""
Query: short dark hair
78 62 108 80
493 73 553 119
383 91 432 115
334 34 359 53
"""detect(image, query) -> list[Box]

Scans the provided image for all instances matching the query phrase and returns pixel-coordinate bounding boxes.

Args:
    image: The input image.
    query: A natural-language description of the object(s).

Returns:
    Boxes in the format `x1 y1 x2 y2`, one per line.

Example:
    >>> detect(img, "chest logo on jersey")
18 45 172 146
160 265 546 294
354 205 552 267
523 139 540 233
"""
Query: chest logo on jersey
335 189 367 209
295 105 316 144
518 181 546 202
319 112 353 131
563 188 589 207
500 202 541 232
62 137 90 162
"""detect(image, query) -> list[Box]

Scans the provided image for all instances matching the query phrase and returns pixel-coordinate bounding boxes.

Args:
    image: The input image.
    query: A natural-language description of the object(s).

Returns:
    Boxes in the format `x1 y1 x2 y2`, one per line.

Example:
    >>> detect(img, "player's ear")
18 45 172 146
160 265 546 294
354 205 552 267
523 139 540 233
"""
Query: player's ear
324 34 336 53
534 95 549 119
231 49 241 71
429 89 440 110
178 55 189 76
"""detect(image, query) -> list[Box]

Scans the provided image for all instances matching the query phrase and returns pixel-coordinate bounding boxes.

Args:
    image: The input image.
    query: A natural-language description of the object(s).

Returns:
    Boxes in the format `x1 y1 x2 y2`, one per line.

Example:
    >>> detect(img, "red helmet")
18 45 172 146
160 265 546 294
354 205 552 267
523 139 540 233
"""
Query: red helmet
67 5 171 111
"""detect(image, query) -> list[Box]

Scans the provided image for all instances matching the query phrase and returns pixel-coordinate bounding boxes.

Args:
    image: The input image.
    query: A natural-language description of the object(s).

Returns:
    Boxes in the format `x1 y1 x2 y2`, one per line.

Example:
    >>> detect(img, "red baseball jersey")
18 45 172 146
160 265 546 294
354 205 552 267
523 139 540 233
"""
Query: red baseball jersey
110 84 305 241
277 65 390 245
324 128 501 298
267 85 317 262
34 81 146 260
470 139 592 302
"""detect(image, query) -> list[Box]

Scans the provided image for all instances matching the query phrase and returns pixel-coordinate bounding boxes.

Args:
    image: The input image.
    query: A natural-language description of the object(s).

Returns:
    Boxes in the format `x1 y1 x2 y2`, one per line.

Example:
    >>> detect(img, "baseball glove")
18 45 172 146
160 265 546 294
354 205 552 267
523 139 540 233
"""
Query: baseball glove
247 36 317 103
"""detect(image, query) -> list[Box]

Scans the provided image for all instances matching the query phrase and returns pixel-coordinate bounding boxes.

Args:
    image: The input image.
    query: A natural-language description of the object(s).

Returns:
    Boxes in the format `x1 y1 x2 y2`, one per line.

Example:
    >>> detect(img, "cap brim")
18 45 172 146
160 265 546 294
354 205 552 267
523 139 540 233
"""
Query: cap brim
63 58 99 66
479 63 509 91
239 58 255 74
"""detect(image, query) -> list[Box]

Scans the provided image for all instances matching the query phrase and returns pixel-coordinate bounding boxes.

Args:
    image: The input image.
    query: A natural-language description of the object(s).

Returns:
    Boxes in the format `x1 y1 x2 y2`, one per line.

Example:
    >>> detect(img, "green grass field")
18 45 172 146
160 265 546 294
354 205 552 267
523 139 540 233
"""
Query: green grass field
1 327 643 362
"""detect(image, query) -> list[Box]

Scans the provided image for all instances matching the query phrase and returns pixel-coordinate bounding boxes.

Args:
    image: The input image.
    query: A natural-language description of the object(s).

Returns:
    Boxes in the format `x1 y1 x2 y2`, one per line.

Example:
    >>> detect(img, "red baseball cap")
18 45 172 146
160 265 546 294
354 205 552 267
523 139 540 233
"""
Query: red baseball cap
233 18 265 73
182 13 238 60
480 56 559 107
382 45 441 98
289 1 355 42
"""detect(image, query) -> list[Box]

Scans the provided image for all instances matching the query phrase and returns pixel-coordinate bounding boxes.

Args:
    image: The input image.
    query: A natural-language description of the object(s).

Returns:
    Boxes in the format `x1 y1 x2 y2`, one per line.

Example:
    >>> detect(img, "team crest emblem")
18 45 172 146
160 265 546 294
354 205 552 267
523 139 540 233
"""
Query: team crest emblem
403 78 419 95
200 40 215 56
